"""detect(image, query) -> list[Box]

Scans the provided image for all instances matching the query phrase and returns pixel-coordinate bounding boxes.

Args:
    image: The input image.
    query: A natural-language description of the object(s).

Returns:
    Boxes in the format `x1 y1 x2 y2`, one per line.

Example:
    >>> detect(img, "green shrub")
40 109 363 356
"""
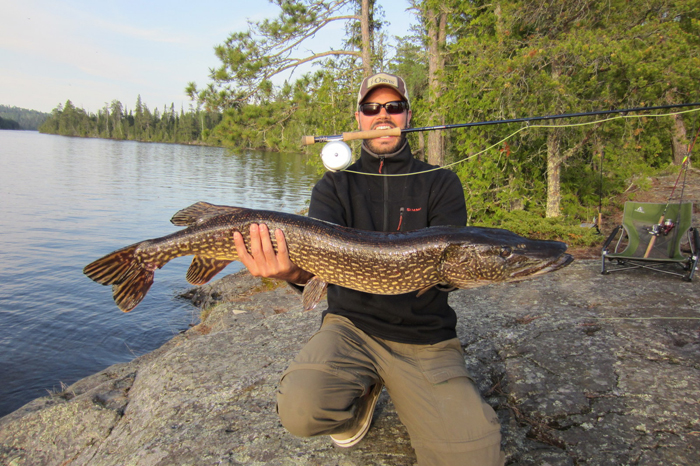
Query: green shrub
472 210 603 247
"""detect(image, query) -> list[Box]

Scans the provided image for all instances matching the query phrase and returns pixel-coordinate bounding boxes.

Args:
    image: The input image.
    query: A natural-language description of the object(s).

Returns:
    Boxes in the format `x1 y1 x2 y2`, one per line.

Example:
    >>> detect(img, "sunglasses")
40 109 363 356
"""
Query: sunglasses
359 101 409 116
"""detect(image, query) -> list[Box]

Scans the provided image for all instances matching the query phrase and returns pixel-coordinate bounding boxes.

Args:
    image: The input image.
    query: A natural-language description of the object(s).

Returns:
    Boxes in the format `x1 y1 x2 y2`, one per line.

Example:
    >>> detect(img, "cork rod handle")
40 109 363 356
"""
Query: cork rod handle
301 127 402 146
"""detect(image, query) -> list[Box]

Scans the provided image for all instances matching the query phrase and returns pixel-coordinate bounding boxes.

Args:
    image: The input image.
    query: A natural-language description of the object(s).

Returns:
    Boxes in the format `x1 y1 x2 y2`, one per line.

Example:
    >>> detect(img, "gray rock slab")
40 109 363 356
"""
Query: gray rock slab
2 262 699 465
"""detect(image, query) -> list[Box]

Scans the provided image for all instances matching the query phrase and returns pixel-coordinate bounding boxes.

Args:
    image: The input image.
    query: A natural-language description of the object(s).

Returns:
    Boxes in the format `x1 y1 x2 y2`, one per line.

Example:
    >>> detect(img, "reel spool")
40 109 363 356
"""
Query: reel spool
321 140 352 172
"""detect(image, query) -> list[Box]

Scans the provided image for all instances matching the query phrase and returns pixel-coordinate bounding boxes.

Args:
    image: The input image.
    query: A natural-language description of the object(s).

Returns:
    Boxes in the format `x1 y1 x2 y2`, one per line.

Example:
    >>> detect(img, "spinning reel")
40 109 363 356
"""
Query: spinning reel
650 219 676 236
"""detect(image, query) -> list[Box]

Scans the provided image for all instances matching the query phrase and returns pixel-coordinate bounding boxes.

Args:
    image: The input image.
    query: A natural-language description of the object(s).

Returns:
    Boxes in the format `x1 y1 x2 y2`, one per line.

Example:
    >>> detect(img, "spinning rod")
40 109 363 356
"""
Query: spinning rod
643 117 700 257
302 102 700 146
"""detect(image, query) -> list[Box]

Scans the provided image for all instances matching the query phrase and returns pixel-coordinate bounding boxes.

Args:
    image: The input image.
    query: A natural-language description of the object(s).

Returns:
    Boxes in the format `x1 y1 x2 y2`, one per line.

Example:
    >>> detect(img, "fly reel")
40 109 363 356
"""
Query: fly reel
320 140 352 172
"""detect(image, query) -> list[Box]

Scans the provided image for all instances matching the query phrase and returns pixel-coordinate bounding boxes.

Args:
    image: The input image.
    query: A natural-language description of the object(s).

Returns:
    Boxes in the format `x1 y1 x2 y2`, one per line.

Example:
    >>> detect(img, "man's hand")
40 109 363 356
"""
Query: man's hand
233 223 313 285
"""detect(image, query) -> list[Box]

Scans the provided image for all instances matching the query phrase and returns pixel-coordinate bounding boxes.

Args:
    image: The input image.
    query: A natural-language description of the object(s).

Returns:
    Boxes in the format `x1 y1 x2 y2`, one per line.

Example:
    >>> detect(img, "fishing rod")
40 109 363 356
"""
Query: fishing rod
303 101 700 146
643 118 700 258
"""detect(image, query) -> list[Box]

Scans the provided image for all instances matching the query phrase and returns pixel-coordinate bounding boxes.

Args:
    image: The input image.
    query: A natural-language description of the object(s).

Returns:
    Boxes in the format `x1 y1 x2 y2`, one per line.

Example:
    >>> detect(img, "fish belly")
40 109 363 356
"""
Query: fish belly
288 241 442 295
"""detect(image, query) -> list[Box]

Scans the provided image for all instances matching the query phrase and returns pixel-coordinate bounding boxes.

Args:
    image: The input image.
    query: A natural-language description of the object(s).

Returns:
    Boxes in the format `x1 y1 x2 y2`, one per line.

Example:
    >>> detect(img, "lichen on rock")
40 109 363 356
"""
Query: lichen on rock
2 262 699 465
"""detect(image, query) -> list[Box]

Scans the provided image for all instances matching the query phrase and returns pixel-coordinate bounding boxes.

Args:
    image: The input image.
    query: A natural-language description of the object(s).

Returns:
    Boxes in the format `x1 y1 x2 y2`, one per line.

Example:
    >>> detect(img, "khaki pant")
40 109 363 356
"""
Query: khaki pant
277 314 505 466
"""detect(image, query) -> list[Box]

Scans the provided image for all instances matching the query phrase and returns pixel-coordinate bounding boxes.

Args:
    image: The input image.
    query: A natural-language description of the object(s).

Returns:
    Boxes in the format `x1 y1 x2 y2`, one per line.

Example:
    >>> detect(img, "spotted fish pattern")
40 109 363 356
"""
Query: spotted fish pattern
84 202 573 312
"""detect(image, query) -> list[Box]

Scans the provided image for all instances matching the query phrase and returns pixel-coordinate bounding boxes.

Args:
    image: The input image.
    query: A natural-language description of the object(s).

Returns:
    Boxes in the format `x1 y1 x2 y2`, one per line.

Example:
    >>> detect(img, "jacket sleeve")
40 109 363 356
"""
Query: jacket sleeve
308 172 349 227
428 170 467 227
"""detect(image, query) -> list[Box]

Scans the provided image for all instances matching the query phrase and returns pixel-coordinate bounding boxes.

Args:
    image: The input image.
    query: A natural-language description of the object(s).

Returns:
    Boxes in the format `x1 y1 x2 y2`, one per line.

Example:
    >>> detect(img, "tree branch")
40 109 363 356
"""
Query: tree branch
267 15 360 59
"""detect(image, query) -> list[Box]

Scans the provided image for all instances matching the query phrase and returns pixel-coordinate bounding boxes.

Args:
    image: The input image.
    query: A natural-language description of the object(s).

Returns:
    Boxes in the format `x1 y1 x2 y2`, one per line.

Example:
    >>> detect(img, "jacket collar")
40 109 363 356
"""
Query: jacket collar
359 140 414 174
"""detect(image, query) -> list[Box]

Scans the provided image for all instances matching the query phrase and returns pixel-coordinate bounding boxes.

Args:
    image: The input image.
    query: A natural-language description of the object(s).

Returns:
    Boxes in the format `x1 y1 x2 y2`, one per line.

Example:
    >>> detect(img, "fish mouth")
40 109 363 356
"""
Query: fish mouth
510 253 574 279
538 253 574 273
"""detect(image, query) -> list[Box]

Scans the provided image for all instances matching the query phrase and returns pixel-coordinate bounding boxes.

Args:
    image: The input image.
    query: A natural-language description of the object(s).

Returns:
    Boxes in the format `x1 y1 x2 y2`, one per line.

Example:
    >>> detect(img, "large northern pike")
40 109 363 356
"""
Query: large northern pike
84 202 573 312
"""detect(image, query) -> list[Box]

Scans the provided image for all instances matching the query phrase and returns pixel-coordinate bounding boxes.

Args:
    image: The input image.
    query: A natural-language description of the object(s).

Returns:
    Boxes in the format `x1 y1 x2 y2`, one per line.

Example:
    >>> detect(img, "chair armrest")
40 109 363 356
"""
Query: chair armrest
602 225 622 251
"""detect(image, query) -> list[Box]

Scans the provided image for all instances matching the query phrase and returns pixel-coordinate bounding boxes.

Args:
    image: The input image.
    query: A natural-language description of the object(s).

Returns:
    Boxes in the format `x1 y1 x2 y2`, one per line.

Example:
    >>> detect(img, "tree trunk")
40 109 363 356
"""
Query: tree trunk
546 129 563 218
665 90 689 166
417 131 425 161
361 0 372 77
426 5 446 166
494 3 504 44
671 113 688 166
545 60 563 218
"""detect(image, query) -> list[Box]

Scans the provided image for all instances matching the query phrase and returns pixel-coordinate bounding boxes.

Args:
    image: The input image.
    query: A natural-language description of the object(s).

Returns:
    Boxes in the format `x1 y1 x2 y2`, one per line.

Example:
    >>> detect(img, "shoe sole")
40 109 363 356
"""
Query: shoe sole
331 383 383 448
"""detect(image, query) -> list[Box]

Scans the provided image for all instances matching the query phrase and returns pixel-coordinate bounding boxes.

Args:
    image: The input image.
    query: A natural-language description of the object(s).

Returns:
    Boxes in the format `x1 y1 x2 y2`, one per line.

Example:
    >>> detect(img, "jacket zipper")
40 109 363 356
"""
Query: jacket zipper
380 156 389 231
397 207 404 231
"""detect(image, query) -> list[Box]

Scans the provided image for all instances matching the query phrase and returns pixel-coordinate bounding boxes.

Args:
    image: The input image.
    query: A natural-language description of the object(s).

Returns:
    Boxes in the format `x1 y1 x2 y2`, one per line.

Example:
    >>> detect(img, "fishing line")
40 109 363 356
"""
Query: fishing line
511 315 700 323
338 106 700 177
304 102 700 146
588 316 700 320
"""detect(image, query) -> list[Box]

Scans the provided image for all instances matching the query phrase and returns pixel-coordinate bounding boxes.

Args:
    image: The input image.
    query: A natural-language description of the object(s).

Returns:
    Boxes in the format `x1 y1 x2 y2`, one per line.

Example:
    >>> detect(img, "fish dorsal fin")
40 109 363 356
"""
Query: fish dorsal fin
171 202 245 227
302 276 328 312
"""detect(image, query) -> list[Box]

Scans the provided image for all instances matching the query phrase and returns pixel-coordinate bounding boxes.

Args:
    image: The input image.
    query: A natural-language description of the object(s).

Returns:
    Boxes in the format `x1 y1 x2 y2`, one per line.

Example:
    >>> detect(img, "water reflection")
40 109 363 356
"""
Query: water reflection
0 131 320 416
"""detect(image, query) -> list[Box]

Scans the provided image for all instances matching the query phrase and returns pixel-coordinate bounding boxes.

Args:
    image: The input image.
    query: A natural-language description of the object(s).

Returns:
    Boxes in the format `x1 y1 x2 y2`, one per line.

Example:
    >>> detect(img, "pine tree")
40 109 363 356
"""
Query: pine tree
186 0 377 111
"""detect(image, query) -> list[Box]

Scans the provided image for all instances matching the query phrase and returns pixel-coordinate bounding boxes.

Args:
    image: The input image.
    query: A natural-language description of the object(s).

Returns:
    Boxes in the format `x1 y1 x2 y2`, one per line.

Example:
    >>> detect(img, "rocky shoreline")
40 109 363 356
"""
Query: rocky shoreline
1 259 699 465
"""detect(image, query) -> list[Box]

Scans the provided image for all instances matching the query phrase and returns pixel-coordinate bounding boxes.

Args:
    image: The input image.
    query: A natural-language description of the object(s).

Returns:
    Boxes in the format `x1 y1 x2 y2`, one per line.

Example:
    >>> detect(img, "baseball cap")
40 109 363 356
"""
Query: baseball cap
357 73 410 108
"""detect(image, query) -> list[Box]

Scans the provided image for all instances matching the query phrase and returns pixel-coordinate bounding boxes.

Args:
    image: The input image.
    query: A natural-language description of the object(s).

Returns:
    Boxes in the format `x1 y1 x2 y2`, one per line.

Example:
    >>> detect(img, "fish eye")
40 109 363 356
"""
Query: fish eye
500 247 512 258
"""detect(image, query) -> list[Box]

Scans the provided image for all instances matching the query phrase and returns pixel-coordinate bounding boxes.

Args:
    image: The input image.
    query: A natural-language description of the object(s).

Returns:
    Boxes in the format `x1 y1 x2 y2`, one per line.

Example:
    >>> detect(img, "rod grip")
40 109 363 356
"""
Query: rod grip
342 128 402 141
301 128 403 146
301 135 317 146
643 215 664 258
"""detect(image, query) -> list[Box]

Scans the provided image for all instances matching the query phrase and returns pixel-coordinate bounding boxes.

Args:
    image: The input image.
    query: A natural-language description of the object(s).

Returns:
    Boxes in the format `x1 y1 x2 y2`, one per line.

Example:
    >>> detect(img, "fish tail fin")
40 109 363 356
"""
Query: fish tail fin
111 266 154 312
84 244 154 312
84 244 141 285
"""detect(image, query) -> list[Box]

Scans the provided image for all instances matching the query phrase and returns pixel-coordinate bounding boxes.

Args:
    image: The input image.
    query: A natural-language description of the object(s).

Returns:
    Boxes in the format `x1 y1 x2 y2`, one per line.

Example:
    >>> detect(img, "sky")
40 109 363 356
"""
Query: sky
0 0 417 115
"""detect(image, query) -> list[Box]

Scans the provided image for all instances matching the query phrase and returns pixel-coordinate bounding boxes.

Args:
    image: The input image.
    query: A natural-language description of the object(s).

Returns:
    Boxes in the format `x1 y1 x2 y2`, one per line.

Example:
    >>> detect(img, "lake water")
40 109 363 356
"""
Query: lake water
0 130 320 417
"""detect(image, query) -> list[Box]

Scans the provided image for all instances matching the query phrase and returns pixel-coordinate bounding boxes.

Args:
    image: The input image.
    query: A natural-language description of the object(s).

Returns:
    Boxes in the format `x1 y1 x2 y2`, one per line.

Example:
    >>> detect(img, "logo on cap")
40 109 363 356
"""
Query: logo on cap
367 74 399 88
357 73 409 108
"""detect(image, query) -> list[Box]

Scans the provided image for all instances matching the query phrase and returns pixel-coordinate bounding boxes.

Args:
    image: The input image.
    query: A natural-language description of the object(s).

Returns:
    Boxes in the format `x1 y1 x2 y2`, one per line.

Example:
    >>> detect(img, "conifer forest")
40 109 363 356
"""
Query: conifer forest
37 0 700 240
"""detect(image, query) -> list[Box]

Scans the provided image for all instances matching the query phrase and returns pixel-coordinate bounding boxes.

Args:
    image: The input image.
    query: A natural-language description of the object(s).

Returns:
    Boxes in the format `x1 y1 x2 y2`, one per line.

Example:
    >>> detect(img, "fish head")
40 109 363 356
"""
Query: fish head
437 228 573 288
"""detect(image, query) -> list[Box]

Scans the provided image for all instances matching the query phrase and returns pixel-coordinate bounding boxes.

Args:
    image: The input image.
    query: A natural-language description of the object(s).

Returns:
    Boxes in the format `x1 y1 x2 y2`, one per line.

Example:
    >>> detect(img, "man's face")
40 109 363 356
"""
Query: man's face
355 86 412 154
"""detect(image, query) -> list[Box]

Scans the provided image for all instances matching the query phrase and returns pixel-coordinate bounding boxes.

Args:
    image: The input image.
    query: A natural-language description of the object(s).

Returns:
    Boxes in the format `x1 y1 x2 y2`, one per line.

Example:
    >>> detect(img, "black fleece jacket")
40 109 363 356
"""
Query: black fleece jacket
307 140 467 344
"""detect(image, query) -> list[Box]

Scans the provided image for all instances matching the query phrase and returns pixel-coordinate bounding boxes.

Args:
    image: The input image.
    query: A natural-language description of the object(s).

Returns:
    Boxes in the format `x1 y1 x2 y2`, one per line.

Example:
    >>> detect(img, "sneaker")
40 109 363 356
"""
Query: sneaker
330 382 383 448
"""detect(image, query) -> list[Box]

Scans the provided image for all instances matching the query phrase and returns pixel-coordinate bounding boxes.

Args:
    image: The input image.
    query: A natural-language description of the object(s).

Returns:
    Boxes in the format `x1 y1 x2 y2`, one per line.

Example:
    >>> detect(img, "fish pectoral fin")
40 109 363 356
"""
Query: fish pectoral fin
416 282 458 297
452 280 492 289
186 256 233 285
171 202 246 227
302 276 328 312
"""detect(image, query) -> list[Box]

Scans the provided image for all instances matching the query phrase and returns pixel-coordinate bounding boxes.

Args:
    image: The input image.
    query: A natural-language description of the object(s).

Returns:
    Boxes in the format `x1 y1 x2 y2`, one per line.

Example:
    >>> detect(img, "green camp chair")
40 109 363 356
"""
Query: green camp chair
601 201 699 281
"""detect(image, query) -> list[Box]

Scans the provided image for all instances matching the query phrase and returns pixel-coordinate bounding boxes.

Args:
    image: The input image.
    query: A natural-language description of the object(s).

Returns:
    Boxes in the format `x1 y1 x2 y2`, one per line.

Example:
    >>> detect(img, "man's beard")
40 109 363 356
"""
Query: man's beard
365 136 406 155
364 119 404 154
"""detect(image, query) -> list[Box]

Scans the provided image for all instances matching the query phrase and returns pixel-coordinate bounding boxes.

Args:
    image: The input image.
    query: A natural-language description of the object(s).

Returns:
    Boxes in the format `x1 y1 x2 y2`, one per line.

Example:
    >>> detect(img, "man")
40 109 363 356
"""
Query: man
233 73 504 465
